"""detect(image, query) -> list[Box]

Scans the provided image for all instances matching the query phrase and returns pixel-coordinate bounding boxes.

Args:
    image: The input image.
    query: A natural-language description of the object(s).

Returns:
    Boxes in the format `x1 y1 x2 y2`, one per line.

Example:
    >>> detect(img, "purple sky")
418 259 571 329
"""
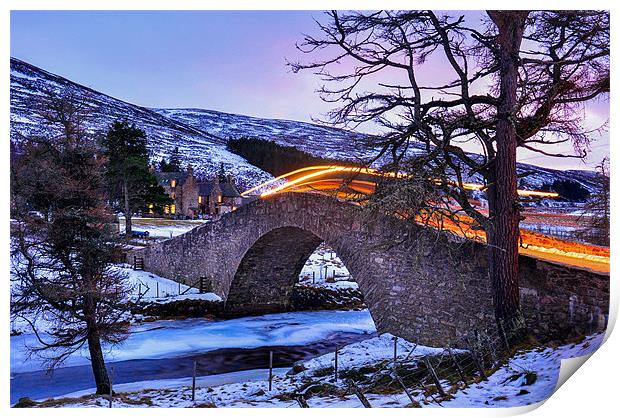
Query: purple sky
10 10 609 171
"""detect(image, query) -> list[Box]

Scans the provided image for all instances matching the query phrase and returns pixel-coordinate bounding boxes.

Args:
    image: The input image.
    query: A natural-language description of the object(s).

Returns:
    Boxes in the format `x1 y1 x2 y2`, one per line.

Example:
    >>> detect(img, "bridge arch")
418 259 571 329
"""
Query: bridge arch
224 226 323 315
130 192 609 346
132 193 500 345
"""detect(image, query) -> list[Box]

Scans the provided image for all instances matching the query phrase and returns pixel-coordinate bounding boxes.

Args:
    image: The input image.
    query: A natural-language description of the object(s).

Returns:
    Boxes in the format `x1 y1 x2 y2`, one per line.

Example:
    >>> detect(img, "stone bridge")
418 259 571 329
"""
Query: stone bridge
130 193 609 346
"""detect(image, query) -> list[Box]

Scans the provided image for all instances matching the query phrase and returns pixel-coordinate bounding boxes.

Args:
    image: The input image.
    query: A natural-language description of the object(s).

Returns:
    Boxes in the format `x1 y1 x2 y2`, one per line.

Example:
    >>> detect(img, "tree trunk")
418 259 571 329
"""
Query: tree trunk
123 178 132 235
486 11 529 340
84 287 111 395
87 328 111 395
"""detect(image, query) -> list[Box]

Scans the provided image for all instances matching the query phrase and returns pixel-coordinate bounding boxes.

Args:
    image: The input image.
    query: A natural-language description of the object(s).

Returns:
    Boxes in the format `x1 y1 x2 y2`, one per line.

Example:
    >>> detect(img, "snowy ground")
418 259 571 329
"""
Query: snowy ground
438 333 604 408
10 265 221 336
118 217 208 239
24 332 605 408
114 264 220 301
299 242 357 290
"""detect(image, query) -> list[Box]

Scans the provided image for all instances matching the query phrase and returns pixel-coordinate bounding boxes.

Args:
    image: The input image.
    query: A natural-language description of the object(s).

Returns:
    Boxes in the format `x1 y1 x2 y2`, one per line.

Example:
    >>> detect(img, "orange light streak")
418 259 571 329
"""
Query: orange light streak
246 165 559 199
241 166 607 274
240 165 339 196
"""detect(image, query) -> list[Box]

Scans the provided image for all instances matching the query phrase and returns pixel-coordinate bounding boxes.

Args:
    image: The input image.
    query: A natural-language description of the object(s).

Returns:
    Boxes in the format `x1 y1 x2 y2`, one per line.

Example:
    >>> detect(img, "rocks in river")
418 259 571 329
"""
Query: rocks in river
131 284 364 321
132 298 224 319
289 284 365 312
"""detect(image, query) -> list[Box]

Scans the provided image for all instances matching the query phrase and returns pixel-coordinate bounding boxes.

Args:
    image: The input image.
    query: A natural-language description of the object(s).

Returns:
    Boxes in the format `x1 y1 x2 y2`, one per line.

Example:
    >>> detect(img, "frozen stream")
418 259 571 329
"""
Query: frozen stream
10 310 376 403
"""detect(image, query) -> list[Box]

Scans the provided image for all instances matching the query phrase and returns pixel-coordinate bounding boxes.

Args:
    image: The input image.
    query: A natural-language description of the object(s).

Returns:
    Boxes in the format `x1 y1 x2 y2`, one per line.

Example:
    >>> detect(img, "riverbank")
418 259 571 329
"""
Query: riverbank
14 332 604 408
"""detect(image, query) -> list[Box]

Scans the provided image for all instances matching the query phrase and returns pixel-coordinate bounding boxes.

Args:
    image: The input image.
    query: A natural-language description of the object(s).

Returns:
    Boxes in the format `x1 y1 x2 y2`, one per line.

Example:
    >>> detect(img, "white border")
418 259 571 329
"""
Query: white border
2 1 616 417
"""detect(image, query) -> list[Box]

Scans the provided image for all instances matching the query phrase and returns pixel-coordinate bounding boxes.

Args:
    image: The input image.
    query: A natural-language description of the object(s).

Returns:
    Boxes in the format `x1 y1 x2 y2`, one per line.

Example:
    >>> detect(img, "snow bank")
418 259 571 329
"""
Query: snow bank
439 333 604 408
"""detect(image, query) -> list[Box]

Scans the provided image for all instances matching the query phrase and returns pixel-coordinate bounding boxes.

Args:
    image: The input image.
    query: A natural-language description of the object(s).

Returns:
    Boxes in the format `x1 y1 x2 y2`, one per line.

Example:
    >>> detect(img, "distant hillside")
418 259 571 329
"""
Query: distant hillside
10 57 600 194
10 58 271 187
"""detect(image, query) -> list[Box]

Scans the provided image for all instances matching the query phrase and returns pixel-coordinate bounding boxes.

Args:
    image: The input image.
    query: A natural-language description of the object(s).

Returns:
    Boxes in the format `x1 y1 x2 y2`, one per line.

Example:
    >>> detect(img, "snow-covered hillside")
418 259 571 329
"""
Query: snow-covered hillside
10 57 599 193
10 58 272 187
154 108 601 191
154 107 374 162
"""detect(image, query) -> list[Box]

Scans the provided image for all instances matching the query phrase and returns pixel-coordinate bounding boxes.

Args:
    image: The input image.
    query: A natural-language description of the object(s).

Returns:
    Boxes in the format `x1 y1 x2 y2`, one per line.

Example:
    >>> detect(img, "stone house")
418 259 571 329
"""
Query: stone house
198 175 243 215
154 165 200 218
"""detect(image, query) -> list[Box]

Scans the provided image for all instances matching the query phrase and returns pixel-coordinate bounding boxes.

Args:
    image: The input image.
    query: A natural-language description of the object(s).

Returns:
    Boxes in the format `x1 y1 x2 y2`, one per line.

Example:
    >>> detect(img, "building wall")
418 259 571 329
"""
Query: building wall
180 175 199 218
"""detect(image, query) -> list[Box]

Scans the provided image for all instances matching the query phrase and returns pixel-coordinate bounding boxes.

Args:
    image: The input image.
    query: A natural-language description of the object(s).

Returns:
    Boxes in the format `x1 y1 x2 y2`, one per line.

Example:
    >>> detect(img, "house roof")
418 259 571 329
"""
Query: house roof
154 171 188 187
198 182 214 196
221 181 241 198
197 178 241 198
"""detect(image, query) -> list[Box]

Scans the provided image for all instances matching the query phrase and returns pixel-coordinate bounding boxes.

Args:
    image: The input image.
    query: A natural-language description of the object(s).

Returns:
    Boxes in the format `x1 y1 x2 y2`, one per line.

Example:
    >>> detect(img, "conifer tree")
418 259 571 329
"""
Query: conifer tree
102 121 171 233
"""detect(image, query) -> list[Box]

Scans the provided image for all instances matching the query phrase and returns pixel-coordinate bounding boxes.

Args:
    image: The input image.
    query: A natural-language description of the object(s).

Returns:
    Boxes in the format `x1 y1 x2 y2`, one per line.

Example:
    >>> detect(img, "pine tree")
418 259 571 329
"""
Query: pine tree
168 146 183 172
101 121 172 233
11 87 131 395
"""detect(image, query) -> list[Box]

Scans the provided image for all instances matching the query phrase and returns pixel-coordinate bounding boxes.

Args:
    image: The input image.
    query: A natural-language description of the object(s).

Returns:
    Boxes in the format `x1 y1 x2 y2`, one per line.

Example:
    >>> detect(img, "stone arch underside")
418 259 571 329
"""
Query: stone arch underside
224 226 323 316
129 192 610 347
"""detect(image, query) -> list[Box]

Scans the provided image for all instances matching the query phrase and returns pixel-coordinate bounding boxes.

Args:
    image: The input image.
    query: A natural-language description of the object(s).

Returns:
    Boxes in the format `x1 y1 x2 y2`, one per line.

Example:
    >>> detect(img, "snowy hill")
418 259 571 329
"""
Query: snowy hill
154 107 373 162
155 107 600 192
10 58 272 187
10 57 599 193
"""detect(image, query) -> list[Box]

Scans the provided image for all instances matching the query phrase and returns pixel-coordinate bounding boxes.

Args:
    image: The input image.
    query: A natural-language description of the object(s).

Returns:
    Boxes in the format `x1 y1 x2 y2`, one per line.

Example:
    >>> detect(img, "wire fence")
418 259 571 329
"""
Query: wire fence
284 318 526 408
103 318 527 408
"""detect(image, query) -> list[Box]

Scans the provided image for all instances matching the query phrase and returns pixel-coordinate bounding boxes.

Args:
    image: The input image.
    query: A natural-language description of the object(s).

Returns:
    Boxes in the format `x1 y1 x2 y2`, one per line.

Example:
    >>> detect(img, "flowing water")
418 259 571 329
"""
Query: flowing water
10 310 376 404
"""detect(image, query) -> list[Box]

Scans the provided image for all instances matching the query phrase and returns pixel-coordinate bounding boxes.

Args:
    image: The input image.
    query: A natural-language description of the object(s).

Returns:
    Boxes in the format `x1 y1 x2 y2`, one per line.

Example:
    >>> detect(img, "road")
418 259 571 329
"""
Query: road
243 166 609 275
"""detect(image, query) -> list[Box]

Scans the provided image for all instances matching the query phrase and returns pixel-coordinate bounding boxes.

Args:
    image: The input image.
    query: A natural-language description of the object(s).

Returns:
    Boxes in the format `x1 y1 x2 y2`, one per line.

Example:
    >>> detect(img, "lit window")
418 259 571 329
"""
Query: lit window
217 195 222 203
164 205 170 214
198 196 203 204
171 192 176 199
170 204 176 214
148 203 154 214
171 179 177 187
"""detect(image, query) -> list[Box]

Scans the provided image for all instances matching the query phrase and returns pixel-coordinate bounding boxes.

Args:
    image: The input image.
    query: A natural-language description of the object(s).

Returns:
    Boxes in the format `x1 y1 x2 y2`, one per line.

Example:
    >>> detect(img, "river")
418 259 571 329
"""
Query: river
10 310 376 404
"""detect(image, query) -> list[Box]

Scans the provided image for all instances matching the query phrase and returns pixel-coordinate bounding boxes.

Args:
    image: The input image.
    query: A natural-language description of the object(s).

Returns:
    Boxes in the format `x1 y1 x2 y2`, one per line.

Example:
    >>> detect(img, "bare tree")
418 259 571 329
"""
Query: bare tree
291 10 609 339
10 87 132 395
580 158 609 246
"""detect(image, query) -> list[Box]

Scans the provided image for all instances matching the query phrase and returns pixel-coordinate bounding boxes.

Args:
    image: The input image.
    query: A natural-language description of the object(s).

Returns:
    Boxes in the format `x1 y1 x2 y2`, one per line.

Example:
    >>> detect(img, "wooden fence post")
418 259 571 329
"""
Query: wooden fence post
268 351 273 391
423 358 446 397
192 360 197 401
467 341 487 380
393 336 398 370
296 395 310 408
448 347 466 384
334 349 339 382
393 370 416 404
350 381 372 408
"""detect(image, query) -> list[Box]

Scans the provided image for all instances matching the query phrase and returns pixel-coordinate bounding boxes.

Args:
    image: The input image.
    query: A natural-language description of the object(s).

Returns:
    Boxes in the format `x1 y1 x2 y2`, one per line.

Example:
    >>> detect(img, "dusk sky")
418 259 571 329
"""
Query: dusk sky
10 10 609 171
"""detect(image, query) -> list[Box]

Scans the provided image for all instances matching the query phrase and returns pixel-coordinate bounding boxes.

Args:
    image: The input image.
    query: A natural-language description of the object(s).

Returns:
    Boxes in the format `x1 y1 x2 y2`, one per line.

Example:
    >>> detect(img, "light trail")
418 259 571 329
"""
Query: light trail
244 165 559 199
241 165 607 273
240 165 337 196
